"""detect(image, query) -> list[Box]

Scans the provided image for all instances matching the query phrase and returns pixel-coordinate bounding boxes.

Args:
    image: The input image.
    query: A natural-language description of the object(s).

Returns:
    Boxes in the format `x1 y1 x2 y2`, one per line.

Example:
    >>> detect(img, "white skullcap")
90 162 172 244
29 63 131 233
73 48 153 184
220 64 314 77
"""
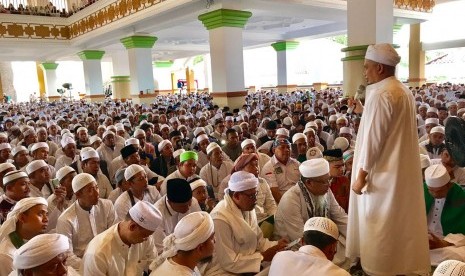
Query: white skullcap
3 170 28 186
0 163 15 174
0 143 11 151
61 129 70 136
336 116 348 123
425 164 450 188
283 117 292 126
12 146 27 157
420 154 431 169
304 217 339 240
80 148 99 161
0 132 7 139
125 138 140 146
428 107 439 114
30 142 49 153
133 128 145 137
425 118 440 125
433 260 465 276
306 121 318 129
169 117 178 124
26 160 48 175
89 135 102 145
276 128 289 137
102 130 115 139
333 137 350 151
158 140 172 152
303 127 315 135
0 197 48 242
431 126 445 135
23 128 36 137
107 125 116 132
241 139 256 149
299 158 329 178
13 233 69 270
160 124 169 130
56 166 75 182
339 127 352 135
173 149 185 159
72 173 96 193
196 134 209 144
129 201 163 231
115 124 125 132
329 115 338 122
190 178 207 191
365 43 401 66
292 133 307 144
227 171 258 192
60 136 76 148
447 101 458 108
225 116 233 122
206 142 221 155
194 127 206 137
124 164 145 181
77 127 87 133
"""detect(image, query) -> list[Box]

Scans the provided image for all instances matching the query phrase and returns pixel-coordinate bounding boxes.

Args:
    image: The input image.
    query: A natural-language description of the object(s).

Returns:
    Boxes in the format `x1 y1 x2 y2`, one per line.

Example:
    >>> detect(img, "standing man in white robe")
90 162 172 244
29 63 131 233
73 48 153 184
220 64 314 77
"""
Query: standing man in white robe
347 43 430 275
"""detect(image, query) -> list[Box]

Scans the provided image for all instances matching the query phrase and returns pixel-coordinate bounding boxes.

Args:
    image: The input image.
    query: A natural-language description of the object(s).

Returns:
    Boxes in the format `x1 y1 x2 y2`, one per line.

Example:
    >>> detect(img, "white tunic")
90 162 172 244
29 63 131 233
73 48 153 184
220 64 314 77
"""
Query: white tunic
160 170 199 196
346 76 430 275
81 223 157 276
260 155 300 193
269 245 350 276
114 186 161 221
0 238 17 276
56 199 116 270
151 258 201 276
199 161 234 198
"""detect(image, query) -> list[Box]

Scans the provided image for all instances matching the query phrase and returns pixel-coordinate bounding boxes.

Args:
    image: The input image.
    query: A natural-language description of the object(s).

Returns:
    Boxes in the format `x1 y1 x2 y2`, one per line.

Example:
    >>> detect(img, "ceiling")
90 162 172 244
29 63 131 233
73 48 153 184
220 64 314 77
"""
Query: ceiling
0 0 436 62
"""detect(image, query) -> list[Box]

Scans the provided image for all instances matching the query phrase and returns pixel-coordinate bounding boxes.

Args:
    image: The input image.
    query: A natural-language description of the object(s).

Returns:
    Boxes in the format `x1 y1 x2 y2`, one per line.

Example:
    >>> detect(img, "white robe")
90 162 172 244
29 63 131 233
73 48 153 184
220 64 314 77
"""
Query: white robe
150 258 201 276
346 76 430 275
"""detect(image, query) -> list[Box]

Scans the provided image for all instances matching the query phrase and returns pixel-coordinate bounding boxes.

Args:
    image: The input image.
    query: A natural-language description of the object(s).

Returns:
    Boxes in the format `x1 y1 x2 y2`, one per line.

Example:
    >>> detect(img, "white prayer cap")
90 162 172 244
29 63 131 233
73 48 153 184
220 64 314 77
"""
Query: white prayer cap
3 170 28 186
115 124 124 132
0 197 48 242
61 136 76 148
30 142 49 153
56 166 75 182
447 101 458 108
11 145 27 157
0 143 11 151
427 107 439 114
107 125 116 132
76 127 88 133
336 116 347 123
425 118 440 125
133 128 145 137
303 127 315 135
206 142 221 155
173 149 185 159
169 117 178 124
225 116 233 122
158 140 172 152
61 129 70 136
102 130 115 139
194 127 206 137
292 133 307 144
420 154 431 169
125 138 140 146
433 260 465 276
299 158 329 178
190 178 207 191
160 124 169 130
13 233 69 270
425 164 450 188
0 132 7 139
241 139 256 149
333 137 350 151
26 160 48 175
339 127 352 135
276 128 289 137
23 128 36 137
124 164 145 181
365 43 401 66
328 115 338 122
227 171 258 192
72 173 95 193
129 201 163 232
80 148 99 161
89 135 101 145
283 117 292 126
304 217 339 240
0 162 15 174
430 126 445 135
306 121 318 129
196 134 209 144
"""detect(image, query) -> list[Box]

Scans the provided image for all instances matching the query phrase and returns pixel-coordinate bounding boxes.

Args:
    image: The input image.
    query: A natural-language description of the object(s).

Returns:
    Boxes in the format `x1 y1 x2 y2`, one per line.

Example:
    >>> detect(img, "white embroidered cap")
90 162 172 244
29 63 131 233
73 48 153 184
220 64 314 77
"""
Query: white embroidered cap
227 171 258 192
292 133 307 144
433 260 465 276
30 142 49 153
299 158 329 178
25 160 48 175
129 201 163 232
365 43 401 66
241 139 255 149
206 142 220 155
56 166 75 182
124 164 145 181
304 217 339 240
425 164 450 188
71 173 96 193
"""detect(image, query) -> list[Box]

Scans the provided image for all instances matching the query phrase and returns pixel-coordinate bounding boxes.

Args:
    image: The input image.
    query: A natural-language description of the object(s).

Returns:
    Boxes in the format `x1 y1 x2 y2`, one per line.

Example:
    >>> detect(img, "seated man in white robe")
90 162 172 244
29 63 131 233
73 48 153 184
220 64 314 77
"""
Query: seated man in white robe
26 160 55 198
78 148 113 199
114 164 161 221
46 166 76 231
56 173 116 271
54 137 78 171
269 217 350 276
160 151 200 196
419 126 446 159
240 139 270 173
199 143 234 199
11 233 79 276
108 168 129 203
0 197 49 276
424 164 465 265
431 148 465 188
205 171 287 275
82 201 161 276
0 170 30 223
150 211 215 275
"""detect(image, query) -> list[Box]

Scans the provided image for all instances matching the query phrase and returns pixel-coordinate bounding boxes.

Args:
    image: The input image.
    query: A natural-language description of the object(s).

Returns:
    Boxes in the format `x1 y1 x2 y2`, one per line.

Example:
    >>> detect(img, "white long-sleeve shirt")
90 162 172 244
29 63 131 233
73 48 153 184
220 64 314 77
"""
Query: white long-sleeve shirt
260 155 300 193
114 186 161 221
199 161 234 198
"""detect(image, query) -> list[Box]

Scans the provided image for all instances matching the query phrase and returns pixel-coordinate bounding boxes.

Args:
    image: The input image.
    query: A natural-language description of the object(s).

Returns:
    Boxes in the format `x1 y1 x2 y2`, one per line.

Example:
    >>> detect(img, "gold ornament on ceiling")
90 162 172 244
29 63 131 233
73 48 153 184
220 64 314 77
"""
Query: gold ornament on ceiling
394 0 435 12
0 22 69 40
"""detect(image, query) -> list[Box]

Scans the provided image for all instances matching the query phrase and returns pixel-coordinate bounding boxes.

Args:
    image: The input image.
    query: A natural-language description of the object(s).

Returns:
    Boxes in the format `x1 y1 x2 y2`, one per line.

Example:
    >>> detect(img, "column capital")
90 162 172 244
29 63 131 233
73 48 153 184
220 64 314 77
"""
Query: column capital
41 62 59 70
120 36 157 49
153 61 173 68
271 41 300 51
198 9 252 30
77 50 105 60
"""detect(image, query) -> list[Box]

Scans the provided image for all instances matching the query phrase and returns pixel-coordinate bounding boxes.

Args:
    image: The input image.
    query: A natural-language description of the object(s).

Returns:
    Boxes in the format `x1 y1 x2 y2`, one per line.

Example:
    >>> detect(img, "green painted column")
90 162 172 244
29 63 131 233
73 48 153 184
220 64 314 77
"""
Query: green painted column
40 62 60 100
78 50 105 101
271 41 300 93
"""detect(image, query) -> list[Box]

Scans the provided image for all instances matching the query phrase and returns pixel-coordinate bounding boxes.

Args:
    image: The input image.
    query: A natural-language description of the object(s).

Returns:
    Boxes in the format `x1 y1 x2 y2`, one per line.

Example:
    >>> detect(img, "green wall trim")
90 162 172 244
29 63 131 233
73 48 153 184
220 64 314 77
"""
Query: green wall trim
341 55 366 61
153 61 173 68
120 36 157 49
271 41 300 51
198 9 252 30
77 50 105 60
341 45 369 52
41 62 59 70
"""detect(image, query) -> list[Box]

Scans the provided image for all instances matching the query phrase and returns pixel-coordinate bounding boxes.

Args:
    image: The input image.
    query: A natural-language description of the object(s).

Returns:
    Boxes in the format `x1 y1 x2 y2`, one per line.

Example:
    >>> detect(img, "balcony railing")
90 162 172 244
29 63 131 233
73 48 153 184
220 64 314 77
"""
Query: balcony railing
0 0 99 17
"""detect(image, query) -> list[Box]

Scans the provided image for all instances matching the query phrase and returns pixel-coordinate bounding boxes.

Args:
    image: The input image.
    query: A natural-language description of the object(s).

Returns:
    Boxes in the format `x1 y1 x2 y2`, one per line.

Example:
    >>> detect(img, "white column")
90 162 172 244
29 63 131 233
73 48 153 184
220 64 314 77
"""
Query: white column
271 41 299 93
153 61 174 94
78 50 105 101
40 62 61 101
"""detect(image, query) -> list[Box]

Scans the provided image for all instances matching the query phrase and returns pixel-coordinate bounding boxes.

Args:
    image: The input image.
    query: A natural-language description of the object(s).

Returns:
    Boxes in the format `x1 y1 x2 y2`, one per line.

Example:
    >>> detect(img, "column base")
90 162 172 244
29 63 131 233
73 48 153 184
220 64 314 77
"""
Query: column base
48 95 62 101
154 89 172 95
131 93 158 104
407 78 427 88
212 91 247 109
276 85 297 94
312 83 328 91
86 94 106 102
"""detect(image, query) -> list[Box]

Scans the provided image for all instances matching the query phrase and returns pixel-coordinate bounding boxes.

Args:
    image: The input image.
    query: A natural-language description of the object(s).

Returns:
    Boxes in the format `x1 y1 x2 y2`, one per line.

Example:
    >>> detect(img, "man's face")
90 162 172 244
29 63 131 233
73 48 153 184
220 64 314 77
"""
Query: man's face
33 148 49 161
125 152 141 165
428 182 452 199
425 123 437 134
427 112 439 119
18 204 49 236
129 171 148 194
28 252 68 276
215 122 225 133
429 132 444 146
449 105 458 115
193 186 208 205
227 132 239 147
242 158 259 177
266 129 276 139
179 159 197 178
104 134 116 148
77 182 100 207
233 188 258 211
329 160 344 177
82 158 100 175
7 177 30 201
128 223 154 245
419 107 427 118
97 127 106 137
242 144 256 154
78 131 88 142
305 174 331 196
0 148 10 161
274 143 291 164
161 127 169 139
209 148 224 166
439 110 448 121
31 166 51 183
295 138 307 155
199 139 210 153
169 199 192 214
63 143 76 158
364 59 380 85
37 131 47 142
161 143 174 157
14 150 29 167
25 134 38 145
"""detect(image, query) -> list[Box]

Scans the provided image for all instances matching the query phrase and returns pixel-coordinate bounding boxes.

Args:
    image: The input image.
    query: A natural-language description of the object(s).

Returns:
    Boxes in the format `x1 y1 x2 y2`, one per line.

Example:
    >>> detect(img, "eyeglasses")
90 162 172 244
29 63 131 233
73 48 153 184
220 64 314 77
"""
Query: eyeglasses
312 178 331 186
241 191 258 200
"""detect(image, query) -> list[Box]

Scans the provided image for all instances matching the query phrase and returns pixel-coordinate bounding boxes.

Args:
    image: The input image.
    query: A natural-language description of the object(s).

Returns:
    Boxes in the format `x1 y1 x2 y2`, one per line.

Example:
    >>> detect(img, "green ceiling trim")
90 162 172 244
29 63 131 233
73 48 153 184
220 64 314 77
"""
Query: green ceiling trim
271 41 300 51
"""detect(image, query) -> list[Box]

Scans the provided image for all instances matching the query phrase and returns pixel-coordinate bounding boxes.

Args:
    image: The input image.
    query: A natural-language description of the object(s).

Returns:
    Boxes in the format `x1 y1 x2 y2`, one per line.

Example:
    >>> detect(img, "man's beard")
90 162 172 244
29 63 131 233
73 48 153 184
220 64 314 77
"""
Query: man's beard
310 193 327 216
199 255 213 264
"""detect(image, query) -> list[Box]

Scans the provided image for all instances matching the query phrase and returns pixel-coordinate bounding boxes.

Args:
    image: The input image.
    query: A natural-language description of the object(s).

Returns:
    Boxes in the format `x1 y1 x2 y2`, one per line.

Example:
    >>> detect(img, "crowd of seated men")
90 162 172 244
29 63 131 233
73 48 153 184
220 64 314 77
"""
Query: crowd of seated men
0 0 97 17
